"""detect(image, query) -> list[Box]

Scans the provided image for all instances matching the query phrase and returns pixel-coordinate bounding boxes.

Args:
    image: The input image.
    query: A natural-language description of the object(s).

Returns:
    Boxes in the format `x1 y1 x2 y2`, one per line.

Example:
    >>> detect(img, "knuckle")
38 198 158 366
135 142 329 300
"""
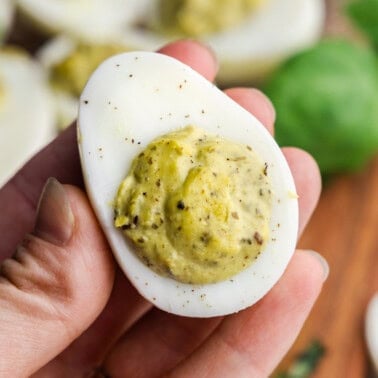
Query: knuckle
0 234 76 325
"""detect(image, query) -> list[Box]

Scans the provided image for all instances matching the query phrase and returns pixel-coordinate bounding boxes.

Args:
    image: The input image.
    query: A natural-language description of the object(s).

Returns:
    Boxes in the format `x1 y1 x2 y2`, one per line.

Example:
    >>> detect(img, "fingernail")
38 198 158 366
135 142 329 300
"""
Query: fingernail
305 250 329 281
34 178 74 246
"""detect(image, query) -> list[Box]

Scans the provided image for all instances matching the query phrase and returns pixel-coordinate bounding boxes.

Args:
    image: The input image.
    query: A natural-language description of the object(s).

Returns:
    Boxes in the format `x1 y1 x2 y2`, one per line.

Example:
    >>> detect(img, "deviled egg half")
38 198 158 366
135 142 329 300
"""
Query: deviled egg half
0 0 14 43
78 52 298 317
0 48 55 187
119 0 325 85
38 35 128 130
17 0 151 43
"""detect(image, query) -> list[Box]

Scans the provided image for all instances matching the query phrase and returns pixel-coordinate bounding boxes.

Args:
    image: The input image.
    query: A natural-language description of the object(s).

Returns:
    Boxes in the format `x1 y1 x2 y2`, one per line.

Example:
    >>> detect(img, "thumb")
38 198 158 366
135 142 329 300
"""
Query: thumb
0 178 115 377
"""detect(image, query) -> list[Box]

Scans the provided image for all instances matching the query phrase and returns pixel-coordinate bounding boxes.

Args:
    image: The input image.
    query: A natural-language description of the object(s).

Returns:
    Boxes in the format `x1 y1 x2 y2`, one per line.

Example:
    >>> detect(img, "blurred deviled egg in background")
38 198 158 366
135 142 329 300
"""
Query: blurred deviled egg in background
0 48 55 186
25 0 324 86
119 0 325 85
38 36 128 129
16 0 151 43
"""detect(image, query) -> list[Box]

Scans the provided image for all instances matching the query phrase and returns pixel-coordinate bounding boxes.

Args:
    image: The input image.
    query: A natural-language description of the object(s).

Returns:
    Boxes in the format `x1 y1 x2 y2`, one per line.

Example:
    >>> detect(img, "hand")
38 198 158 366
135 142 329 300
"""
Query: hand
0 40 328 377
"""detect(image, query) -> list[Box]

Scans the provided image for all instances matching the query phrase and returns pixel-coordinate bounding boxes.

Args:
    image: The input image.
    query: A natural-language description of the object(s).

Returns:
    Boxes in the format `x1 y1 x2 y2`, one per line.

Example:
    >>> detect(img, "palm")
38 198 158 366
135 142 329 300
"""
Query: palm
0 41 324 377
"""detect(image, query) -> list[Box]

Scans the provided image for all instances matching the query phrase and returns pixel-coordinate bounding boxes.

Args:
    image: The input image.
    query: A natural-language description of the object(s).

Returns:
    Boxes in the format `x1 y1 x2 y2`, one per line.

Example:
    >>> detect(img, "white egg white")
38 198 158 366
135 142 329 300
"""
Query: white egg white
365 294 378 372
17 0 151 43
0 49 55 187
0 0 14 43
78 52 298 317
119 0 325 85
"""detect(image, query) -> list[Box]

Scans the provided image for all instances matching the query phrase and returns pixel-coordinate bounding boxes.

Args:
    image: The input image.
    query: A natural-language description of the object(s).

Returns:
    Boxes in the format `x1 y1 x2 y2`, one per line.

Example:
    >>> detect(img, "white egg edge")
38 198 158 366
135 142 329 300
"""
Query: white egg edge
365 293 378 372
78 51 298 317
0 51 56 187
17 0 151 43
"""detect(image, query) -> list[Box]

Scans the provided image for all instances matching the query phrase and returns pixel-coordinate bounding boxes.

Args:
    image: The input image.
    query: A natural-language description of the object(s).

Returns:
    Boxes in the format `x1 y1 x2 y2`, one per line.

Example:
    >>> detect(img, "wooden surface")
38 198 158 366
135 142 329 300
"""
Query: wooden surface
277 157 378 377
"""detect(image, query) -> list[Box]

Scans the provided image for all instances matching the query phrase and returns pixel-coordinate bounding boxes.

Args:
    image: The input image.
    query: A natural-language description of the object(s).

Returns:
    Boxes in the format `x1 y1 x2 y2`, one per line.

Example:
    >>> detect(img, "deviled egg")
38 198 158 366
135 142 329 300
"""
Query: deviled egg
78 52 298 317
119 0 325 85
17 0 151 43
0 48 55 186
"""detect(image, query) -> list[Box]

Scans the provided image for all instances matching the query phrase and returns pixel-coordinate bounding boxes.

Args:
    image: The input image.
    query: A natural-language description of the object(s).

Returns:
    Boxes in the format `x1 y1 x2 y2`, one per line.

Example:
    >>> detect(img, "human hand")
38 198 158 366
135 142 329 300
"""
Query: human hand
0 40 328 377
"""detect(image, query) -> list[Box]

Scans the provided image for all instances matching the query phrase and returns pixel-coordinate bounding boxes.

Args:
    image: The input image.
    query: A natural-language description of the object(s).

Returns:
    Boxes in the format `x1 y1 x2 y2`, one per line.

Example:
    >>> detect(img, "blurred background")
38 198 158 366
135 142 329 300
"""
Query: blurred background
0 0 377 376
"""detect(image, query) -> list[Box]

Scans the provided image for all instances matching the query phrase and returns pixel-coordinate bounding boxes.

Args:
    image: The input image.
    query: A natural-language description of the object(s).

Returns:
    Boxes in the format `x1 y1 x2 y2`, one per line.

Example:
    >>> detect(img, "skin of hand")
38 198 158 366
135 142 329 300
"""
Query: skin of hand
0 40 328 378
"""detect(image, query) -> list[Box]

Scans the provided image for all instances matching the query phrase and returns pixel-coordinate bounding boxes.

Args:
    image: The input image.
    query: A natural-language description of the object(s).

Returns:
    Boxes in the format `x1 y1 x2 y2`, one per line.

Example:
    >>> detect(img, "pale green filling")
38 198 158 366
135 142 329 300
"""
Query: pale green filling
114 126 272 284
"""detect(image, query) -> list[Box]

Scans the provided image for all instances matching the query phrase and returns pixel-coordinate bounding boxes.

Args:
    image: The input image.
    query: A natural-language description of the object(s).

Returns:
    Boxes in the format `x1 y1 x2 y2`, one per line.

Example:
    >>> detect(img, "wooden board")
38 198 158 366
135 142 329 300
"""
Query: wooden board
277 156 378 377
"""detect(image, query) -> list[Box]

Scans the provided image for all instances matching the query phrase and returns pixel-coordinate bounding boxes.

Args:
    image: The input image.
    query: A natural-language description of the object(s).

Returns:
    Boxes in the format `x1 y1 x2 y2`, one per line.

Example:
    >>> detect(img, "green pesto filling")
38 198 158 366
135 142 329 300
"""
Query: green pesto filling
114 126 272 284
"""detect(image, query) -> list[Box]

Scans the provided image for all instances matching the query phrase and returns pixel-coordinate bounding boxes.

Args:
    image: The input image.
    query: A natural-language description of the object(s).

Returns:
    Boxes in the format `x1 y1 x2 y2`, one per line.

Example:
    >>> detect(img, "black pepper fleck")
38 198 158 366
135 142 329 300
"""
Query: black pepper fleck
263 162 268 176
254 232 264 245
231 212 239 220
177 200 185 210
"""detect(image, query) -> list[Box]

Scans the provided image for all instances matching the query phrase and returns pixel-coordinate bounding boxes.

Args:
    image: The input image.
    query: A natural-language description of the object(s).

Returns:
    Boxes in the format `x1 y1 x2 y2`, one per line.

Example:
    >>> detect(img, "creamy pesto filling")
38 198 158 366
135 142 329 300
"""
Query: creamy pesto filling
156 0 264 37
114 126 272 284
50 44 127 97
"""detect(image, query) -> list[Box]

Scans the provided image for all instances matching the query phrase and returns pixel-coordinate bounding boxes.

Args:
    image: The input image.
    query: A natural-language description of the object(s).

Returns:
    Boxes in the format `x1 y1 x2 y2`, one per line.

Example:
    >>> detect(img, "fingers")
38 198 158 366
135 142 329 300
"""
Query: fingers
282 148 322 236
158 40 218 82
0 124 81 260
35 270 152 376
102 310 222 377
0 178 114 376
224 88 276 134
167 250 328 378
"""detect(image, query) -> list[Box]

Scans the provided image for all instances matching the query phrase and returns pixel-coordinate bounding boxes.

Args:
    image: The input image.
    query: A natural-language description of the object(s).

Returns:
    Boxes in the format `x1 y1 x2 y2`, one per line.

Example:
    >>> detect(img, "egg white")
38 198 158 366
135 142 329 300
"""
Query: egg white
365 294 378 372
119 0 325 85
78 52 298 317
0 49 55 187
